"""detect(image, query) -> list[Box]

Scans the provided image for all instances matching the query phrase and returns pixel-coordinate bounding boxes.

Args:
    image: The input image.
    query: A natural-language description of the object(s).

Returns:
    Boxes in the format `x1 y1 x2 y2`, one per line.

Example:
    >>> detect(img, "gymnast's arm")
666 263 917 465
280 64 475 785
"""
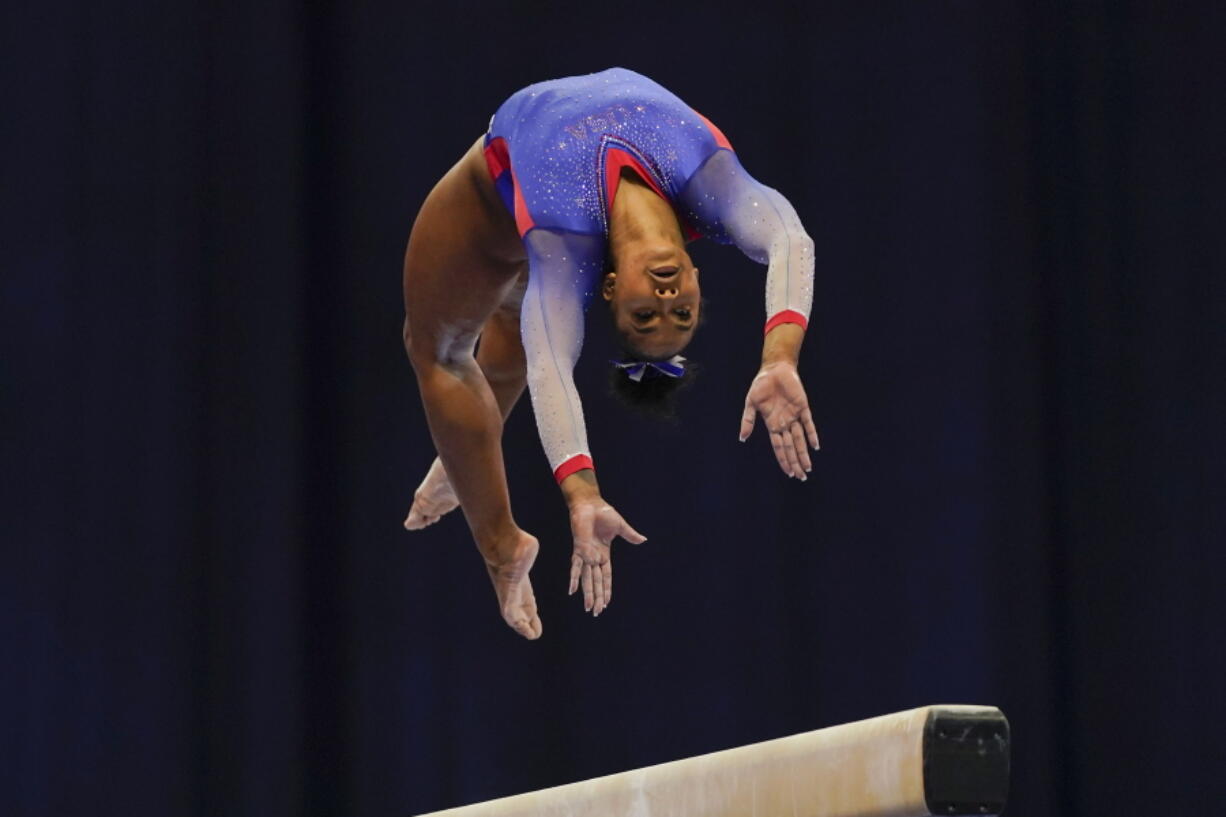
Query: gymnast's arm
520 230 647 616
683 149 820 478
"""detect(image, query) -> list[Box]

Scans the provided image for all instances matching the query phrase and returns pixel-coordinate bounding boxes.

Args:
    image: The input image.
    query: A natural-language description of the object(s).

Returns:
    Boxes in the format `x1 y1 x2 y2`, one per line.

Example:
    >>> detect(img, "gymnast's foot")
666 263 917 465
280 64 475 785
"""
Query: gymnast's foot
404 457 460 529
483 530 543 640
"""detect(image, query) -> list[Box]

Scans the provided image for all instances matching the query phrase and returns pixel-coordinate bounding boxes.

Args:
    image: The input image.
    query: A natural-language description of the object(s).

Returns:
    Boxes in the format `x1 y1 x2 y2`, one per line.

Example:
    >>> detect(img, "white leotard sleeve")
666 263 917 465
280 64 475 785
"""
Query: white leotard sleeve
681 150 815 328
519 229 604 482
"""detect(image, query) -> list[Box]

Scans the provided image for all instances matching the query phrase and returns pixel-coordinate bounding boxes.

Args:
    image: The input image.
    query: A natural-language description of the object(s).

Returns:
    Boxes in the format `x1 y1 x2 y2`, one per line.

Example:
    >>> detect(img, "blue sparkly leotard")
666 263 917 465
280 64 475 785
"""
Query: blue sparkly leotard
483 68 814 483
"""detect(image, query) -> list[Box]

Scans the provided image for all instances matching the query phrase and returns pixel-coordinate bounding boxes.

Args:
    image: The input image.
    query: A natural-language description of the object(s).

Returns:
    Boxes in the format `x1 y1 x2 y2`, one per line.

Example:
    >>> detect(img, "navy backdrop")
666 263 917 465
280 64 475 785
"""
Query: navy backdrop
4 2 1223 816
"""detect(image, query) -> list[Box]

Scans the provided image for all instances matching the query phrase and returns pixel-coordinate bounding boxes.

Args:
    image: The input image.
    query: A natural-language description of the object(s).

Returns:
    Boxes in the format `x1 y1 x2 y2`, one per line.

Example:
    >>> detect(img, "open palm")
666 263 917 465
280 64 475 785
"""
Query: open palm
567 501 647 616
739 361 820 479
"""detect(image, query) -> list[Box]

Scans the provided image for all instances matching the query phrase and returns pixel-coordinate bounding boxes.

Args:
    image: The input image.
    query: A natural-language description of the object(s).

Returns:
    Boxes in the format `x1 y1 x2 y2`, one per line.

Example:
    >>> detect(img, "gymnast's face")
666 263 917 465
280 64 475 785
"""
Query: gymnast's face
602 246 702 359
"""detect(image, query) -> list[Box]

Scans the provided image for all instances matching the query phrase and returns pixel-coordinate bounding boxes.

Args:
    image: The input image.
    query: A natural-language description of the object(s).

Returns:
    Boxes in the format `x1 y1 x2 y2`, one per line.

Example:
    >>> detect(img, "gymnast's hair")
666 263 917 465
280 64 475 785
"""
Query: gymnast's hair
606 353 698 421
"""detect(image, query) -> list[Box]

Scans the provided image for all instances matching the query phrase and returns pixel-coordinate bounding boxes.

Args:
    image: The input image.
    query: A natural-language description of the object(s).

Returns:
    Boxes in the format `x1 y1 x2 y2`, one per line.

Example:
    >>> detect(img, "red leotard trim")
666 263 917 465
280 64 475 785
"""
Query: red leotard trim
553 454 595 484
605 148 669 206
483 137 510 178
764 309 809 335
483 136 536 236
511 171 535 235
694 111 734 151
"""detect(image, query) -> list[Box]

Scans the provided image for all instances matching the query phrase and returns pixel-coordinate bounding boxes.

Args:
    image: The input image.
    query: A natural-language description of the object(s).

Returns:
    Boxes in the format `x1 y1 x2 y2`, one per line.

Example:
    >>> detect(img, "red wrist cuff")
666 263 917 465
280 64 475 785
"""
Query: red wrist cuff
764 310 809 335
553 454 595 484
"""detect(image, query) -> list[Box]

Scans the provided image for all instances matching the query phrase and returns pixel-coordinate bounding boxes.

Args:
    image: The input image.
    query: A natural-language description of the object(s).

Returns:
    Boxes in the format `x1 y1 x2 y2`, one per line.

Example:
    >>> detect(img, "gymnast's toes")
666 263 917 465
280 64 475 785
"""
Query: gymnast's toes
405 459 461 530
404 490 458 530
506 611 542 640
481 530 541 639
404 505 439 530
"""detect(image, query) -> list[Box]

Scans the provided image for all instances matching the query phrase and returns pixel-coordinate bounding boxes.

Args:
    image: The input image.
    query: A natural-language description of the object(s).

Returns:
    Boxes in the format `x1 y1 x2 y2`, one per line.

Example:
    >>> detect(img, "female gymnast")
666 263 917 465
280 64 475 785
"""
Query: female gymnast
402 68 817 640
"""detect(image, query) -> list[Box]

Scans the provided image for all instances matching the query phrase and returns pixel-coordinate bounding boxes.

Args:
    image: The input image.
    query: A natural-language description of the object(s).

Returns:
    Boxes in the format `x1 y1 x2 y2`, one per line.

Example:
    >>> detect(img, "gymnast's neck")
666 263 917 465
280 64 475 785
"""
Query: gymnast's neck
607 168 687 264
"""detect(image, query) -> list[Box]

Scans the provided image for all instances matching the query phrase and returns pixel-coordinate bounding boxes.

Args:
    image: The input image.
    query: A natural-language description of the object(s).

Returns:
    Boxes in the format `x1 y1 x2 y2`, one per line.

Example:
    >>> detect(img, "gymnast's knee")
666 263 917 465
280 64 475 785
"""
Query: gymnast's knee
405 329 478 379
403 320 431 370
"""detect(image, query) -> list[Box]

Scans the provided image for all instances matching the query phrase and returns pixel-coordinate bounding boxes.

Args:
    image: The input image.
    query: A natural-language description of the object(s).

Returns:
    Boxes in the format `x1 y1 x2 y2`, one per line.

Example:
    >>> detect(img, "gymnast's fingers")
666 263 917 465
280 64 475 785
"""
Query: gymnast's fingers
591 561 605 616
739 403 757 442
778 425 804 479
569 554 582 595
791 422 812 473
800 407 820 450
582 562 594 612
602 560 612 607
769 429 794 477
769 424 799 477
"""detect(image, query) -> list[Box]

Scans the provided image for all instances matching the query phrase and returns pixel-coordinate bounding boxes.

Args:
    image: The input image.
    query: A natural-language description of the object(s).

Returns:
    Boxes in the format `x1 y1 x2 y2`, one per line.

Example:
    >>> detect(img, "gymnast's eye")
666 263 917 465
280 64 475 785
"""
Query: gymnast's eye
633 310 655 322
673 308 691 320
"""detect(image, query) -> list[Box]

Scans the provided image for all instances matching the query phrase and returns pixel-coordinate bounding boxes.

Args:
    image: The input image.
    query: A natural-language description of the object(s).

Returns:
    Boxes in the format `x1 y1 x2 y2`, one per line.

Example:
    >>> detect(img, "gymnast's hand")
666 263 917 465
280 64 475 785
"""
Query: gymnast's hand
567 499 648 616
739 360 820 480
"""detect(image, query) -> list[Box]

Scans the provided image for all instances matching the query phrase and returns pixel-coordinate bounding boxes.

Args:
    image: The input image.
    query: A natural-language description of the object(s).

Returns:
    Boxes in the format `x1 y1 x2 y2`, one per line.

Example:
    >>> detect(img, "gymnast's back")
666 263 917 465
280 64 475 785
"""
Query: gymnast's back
483 67 738 242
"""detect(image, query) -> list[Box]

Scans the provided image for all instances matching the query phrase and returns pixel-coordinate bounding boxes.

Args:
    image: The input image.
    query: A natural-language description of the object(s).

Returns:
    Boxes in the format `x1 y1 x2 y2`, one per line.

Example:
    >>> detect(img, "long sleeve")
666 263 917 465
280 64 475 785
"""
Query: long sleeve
680 150 815 331
518 229 605 482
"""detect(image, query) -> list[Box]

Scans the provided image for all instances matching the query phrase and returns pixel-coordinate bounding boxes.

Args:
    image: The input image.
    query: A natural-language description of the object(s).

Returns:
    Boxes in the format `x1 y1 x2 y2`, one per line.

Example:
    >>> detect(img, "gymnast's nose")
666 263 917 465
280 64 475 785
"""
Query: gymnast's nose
654 285 679 298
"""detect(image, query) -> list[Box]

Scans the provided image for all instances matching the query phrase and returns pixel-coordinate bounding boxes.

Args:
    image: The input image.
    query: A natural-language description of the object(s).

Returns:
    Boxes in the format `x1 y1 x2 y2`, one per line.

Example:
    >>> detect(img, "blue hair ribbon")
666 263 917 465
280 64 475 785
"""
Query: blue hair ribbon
612 355 687 382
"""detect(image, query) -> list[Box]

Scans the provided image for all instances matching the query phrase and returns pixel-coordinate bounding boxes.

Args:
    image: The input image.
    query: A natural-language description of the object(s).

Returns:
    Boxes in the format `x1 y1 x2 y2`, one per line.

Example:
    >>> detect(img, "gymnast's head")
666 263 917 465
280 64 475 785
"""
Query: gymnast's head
601 242 702 416
601 244 702 359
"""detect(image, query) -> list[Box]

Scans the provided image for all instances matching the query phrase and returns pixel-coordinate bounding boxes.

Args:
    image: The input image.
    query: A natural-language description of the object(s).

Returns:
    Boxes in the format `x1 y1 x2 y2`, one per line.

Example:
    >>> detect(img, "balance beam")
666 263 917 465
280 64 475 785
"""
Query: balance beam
418 705 1009 817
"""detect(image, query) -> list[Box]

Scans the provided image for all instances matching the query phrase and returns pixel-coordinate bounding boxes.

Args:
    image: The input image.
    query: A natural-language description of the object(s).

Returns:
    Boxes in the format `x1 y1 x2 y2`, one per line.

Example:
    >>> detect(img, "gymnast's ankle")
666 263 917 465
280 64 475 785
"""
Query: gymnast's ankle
474 524 532 563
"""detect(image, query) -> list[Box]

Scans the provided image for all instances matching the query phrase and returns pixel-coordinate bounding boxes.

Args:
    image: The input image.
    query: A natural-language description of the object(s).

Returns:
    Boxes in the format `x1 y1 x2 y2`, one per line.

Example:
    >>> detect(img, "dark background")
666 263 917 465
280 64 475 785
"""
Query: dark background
4 1 1223 815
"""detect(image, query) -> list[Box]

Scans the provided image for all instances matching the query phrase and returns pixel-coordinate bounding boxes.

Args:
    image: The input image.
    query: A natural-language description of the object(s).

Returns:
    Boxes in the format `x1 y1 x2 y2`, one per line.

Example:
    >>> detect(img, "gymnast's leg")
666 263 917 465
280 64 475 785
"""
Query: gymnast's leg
402 147 540 639
405 279 527 529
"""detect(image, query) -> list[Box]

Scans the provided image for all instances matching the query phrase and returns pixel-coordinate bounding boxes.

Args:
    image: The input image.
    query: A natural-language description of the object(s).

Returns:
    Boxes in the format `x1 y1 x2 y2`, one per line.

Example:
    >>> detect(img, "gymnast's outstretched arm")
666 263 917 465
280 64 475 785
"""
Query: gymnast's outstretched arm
683 150 820 477
519 229 647 616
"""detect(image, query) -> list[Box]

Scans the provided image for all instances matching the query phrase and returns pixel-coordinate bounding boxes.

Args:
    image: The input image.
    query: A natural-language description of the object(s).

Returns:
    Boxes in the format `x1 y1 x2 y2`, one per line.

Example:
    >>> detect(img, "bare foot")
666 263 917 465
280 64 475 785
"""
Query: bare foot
484 531 543 640
404 457 460 530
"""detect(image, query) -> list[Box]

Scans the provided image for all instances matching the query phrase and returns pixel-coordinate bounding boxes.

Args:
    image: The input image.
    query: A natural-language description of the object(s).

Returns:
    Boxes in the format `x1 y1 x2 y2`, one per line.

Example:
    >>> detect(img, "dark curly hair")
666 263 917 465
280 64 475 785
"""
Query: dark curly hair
607 351 698 421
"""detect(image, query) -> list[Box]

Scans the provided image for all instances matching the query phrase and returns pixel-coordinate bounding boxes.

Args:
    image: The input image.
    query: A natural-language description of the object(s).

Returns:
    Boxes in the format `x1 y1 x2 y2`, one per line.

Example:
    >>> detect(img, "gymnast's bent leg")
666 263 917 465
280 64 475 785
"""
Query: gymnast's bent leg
403 180 540 640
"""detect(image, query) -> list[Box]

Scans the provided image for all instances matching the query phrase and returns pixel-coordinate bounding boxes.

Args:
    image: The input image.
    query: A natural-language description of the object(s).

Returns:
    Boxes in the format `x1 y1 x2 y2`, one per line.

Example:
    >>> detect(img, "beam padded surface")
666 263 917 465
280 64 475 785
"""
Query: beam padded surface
419 705 1009 817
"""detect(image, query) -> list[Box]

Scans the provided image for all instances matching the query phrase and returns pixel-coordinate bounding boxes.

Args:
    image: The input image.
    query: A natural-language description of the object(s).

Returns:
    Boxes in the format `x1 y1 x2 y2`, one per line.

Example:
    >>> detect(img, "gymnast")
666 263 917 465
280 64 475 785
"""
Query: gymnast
402 68 817 639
